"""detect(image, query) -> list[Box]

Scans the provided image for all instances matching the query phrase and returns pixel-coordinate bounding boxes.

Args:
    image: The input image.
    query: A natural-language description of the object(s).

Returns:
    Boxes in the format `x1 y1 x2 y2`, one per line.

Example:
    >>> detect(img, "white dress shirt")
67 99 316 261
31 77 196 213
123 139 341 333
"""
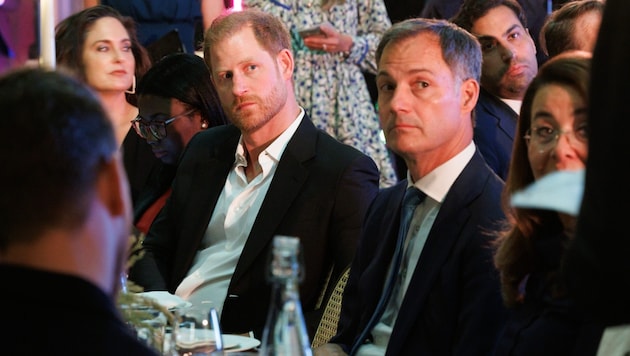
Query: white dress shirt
175 109 306 315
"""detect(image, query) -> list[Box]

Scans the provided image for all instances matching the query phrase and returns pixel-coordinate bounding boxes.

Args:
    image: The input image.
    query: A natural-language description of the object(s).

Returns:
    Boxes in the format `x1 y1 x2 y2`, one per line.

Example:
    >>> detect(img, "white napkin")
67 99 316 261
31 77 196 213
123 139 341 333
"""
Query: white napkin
511 169 585 216
138 291 192 309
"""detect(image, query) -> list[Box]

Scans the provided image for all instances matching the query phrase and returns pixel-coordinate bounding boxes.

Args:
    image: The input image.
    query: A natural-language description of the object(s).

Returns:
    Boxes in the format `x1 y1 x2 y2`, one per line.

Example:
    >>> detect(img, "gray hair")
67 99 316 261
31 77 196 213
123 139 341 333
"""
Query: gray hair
376 18 481 84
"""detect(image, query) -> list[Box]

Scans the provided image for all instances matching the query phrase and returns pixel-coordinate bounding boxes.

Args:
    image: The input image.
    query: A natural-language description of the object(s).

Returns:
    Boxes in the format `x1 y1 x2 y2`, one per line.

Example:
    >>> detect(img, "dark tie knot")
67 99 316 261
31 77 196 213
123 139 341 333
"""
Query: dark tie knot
399 187 425 240
402 187 425 210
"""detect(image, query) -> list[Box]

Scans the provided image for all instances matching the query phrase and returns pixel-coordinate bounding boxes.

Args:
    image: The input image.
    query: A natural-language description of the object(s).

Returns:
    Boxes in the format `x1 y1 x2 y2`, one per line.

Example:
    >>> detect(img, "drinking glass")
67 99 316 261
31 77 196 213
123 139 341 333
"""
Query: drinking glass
122 304 168 354
175 301 224 356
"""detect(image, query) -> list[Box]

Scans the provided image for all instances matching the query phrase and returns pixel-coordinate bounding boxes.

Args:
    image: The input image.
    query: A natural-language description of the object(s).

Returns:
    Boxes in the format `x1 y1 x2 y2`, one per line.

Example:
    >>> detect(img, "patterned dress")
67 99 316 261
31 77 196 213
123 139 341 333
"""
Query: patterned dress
244 0 398 187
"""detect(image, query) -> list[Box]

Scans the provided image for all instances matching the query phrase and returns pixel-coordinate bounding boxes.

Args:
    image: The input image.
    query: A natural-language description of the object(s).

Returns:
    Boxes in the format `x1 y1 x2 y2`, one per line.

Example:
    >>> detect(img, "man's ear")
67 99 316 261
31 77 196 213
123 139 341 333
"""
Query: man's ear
97 155 128 217
277 48 295 81
461 78 480 114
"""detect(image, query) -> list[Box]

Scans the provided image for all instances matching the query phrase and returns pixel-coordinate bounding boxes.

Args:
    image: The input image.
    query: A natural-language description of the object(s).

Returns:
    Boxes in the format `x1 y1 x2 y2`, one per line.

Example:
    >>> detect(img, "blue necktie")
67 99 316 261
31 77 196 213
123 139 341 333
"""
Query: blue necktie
349 187 425 355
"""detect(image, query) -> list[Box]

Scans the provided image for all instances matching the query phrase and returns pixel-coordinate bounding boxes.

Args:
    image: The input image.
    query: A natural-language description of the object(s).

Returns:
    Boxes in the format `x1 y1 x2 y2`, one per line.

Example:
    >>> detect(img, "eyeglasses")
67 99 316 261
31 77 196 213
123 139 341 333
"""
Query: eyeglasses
131 109 195 140
524 124 588 150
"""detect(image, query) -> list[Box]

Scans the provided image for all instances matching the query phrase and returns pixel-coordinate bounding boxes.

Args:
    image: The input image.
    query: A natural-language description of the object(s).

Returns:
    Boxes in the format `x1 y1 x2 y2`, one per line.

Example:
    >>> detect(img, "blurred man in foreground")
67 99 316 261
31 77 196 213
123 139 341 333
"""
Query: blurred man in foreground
0 67 157 355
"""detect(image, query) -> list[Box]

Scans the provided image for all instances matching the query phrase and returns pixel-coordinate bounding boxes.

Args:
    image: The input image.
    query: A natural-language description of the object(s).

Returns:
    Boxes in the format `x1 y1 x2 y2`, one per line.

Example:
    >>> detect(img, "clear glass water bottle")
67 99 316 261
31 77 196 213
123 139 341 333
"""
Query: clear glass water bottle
259 236 313 356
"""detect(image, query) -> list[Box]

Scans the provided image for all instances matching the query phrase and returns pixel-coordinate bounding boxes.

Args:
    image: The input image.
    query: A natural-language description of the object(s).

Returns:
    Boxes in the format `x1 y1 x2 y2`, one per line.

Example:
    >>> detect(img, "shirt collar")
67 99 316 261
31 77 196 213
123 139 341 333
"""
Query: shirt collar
407 141 476 203
234 107 305 166
500 97 522 115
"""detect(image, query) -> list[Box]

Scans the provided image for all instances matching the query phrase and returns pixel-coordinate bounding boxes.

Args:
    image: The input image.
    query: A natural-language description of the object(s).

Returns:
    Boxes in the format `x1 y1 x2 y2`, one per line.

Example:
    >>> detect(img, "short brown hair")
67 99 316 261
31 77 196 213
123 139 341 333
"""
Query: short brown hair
451 0 527 33
203 9 292 72
540 0 605 57
55 5 151 103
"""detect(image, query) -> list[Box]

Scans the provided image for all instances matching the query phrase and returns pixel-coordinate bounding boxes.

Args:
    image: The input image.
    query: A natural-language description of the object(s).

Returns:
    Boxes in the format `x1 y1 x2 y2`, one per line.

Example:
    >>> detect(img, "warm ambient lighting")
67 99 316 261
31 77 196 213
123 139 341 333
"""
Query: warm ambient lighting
39 0 56 69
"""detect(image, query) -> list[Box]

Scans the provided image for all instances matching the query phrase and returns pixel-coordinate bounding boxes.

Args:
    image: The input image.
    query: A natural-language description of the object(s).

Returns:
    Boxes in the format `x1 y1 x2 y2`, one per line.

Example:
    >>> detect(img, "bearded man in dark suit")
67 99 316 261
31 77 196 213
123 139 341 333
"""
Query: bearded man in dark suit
129 9 379 339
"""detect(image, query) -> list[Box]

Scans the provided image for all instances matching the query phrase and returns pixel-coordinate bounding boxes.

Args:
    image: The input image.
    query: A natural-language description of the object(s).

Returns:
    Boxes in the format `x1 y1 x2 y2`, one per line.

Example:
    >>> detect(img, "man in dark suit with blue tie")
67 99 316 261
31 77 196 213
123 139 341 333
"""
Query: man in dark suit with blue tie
129 10 379 338
451 0 539 180
315 18 507 356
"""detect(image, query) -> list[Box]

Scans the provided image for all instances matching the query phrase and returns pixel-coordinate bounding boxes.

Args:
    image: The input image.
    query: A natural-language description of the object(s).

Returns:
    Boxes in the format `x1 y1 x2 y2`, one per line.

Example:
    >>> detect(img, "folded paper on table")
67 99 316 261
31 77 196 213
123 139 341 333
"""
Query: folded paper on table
138 291 192 309
176 332 255 350
165 333 260 354
511 169 585 216
223 334 261 353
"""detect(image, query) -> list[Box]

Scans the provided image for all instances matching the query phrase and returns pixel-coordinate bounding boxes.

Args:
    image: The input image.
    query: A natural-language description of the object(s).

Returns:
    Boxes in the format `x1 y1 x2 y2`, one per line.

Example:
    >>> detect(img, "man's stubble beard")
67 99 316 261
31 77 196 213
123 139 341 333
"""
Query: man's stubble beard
228 79 288 134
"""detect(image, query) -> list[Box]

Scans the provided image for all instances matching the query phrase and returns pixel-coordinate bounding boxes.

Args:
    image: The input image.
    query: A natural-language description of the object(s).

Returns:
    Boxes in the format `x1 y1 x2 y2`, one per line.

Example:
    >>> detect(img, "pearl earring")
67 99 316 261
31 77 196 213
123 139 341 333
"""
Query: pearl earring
201 122 208 129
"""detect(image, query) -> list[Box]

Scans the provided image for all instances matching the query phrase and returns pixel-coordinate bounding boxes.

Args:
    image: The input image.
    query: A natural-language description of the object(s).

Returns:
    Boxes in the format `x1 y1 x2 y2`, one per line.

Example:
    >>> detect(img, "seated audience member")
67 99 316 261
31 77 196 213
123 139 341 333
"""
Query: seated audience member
540 0 605 58
316 18 506 355
451 0 539 180
55 5 158 208
423 0 563 65
564 0 630 353
0 67 157 355
244 0 399 188
129 9 380 338
491 52 605 356
132 52 228 234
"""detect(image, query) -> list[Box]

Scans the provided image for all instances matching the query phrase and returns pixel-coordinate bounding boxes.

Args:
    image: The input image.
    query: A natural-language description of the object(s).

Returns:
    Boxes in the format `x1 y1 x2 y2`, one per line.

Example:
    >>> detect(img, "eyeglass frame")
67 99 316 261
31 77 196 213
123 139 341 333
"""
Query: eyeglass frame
131 108 196 141
523 124 588 149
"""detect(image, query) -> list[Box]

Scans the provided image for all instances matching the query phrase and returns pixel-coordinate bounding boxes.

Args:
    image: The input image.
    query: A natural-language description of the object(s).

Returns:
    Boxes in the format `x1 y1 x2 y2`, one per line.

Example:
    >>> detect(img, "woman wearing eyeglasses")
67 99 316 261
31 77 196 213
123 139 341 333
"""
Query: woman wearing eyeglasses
132 52 227 233
491 51 602 355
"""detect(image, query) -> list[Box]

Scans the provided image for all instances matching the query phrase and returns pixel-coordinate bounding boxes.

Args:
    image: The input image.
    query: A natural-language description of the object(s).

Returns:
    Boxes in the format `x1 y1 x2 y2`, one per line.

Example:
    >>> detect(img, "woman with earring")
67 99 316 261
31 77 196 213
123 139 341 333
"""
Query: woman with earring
55 5 157 207
132 52 228 233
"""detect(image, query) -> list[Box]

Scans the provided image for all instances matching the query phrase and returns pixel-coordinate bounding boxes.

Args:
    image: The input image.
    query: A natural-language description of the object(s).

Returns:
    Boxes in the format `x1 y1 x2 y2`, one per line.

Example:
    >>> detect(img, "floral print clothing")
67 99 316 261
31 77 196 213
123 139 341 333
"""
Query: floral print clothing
245 0 398 187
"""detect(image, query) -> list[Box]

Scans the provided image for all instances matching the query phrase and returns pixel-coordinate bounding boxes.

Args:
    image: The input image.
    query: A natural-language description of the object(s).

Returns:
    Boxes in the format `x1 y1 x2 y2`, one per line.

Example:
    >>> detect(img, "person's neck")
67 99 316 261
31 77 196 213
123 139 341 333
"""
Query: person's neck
405 132 472 181
240 102 301 182
0 228 117 297
98 91 137 146
242 102 301 163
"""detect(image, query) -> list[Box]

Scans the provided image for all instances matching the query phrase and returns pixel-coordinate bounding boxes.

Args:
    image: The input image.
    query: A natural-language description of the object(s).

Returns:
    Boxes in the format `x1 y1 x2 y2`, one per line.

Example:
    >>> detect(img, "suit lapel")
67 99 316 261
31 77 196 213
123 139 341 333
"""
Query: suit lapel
191 127 240 236
387 152 490 352
173 127 240 286
231 117 316 282
478 88 518 140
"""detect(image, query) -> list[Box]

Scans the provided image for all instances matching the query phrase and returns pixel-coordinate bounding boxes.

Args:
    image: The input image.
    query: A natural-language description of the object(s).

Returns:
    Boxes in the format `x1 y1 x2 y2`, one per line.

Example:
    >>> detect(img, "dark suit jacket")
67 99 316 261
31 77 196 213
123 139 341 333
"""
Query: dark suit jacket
101 0 202 53
474 88 518 180
122 128 163 207
384 0 426 23
129 116 380 337
1 264 158 356
493 231 604 356
332 150 507 355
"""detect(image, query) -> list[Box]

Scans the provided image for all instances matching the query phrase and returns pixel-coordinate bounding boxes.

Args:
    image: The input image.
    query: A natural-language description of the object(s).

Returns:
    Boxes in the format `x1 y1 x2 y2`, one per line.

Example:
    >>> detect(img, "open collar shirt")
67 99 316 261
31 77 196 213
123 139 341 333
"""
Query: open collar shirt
175 109 305 314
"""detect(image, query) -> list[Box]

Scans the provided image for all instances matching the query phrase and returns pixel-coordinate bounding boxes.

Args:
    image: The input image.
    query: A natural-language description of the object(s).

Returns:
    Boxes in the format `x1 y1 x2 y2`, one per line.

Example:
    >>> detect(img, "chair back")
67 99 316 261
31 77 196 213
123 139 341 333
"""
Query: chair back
311 266 351 348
